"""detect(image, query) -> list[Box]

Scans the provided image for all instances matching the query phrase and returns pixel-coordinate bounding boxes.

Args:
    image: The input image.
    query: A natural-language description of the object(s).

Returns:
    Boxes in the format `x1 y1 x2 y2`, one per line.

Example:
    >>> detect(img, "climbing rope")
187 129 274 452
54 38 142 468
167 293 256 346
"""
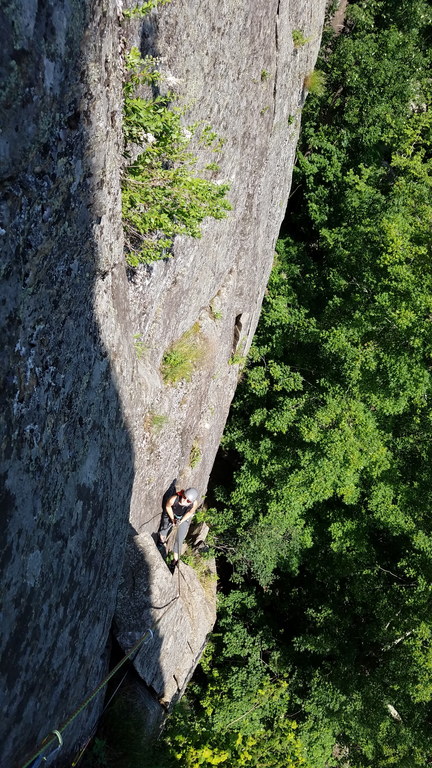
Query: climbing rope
71 665 131 767
20 627 154 768
19 520 187 768
138 509 165 530
24 731 63 767
72 571 182 767
176 555 181 599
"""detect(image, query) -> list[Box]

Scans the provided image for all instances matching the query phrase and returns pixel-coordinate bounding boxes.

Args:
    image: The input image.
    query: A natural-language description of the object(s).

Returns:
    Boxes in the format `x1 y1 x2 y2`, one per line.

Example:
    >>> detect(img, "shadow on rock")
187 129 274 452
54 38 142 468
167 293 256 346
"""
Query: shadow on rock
0 3 135 766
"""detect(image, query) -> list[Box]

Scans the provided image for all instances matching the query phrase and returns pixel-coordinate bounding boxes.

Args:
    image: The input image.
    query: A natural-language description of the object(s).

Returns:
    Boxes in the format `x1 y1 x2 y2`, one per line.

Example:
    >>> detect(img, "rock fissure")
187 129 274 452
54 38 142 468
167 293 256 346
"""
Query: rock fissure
272 0 281 118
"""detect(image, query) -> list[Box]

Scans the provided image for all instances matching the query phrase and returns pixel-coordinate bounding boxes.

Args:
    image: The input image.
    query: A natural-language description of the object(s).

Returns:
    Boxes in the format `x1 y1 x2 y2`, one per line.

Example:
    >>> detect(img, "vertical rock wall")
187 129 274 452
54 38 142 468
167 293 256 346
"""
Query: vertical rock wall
0 1 135 765
122 0 327 533
0 0 327 765
116 0 327 728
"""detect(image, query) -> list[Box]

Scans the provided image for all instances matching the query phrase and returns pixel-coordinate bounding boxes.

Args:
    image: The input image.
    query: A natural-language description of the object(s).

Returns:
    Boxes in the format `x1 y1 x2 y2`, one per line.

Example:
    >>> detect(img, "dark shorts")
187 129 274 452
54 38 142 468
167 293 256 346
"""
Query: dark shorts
158 512 192 554
159 511 173 539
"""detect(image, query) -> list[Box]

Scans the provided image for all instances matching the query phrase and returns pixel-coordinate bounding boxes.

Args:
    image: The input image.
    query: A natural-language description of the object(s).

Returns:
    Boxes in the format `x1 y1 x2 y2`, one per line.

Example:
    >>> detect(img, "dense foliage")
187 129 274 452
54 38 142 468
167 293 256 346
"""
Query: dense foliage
159 2 432 767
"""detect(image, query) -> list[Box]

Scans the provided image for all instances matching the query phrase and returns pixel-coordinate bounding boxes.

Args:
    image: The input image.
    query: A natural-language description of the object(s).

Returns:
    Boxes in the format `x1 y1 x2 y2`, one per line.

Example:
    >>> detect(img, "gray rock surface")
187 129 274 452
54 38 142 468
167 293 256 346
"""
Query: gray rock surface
0 0 326 765
189 521 210 548
123 0 327 535
115 532 216 706
0 1 132 766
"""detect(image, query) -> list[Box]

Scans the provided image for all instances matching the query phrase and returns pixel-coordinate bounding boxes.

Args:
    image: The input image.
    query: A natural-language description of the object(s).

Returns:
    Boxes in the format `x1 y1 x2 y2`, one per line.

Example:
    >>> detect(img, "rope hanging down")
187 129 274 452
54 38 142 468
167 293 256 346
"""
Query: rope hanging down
74 560 181 766
20 627 154 768
20 536 183 768
72 664 131 768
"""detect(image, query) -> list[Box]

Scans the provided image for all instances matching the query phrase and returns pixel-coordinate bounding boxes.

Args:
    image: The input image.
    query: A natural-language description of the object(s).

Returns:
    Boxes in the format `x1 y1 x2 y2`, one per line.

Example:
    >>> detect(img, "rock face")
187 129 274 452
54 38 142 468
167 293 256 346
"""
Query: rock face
115 532 217 707
0 1 133 765
124 0 328 532
0 0 326 765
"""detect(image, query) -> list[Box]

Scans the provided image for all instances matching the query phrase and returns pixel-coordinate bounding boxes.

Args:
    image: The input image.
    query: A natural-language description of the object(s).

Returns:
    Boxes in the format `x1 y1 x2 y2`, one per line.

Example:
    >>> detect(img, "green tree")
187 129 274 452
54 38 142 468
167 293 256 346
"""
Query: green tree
122 48 231 263
203 2 432 765
84 3 432 765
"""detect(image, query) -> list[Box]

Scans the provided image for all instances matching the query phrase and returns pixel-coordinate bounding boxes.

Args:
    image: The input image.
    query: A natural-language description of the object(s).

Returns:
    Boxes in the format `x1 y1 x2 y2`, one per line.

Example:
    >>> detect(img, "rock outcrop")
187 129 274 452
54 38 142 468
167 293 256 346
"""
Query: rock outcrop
0 1 326 765
1 1 133 766
115 532 216 708
124 0 328 532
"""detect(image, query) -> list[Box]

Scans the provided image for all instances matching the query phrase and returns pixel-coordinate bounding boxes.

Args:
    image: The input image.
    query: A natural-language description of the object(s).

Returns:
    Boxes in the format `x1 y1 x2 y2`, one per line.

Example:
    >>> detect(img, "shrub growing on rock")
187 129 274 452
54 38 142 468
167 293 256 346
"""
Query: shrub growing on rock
122 48 231 265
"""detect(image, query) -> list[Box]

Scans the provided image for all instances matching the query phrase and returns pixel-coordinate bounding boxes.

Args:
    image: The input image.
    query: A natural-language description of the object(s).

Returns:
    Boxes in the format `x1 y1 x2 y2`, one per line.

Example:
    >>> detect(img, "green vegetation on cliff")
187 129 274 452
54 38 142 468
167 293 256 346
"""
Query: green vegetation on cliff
122 47 231 264
155 2 432 766
84 2 432 766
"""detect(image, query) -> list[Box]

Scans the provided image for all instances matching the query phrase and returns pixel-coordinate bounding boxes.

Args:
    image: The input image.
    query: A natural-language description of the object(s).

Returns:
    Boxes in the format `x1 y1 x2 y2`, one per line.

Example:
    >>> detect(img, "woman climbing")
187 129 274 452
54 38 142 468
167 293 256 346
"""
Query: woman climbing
158 487 199 566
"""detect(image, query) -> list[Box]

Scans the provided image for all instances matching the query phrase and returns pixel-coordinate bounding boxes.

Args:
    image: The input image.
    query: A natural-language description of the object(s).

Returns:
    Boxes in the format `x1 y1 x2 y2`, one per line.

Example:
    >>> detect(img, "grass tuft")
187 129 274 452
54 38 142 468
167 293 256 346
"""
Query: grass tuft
189 440 202 468
292 29 311 48
161 324 206 384
303 69 327 97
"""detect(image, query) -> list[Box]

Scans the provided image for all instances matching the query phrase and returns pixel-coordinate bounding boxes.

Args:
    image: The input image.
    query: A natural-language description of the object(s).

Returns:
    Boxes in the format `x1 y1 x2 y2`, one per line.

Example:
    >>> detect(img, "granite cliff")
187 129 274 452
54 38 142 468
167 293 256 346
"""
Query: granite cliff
0 0 326 764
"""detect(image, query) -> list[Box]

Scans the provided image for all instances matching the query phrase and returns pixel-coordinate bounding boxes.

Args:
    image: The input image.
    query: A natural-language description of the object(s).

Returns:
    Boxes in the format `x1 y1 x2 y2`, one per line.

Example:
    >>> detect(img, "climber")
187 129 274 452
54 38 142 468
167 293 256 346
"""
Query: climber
158 487 199 565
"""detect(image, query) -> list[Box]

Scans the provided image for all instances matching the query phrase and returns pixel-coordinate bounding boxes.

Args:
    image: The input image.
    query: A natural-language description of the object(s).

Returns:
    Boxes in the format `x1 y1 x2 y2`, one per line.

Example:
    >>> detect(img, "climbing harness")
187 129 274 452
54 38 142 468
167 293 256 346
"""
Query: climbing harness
139 488 197 530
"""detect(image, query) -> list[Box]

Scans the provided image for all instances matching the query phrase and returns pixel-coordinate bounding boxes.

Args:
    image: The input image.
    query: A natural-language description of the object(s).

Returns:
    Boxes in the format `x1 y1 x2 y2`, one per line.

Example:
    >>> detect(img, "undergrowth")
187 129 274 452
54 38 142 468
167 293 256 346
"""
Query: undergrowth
303 69 326 96
81 691 164 768
182 547 217 600
292 29 312 47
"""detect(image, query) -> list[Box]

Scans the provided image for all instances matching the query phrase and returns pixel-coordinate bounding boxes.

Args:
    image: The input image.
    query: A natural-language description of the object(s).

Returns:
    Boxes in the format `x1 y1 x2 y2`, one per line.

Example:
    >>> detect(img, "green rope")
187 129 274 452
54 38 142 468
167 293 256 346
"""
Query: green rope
19 548 182 768
19 628 153 768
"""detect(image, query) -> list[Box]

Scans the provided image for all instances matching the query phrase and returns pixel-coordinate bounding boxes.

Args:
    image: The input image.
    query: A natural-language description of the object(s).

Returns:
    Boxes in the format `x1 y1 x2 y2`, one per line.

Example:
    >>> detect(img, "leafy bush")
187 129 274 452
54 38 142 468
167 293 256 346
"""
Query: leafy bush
292 30 310 48
182 548 217 599
122 48 231 264
82 692 164 768
122 0 171 20
229 340 247 367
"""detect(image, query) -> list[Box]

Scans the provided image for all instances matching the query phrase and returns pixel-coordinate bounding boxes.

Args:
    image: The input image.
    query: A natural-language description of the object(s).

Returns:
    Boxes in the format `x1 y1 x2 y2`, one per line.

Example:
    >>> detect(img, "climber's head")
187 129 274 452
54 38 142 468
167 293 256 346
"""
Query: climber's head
178 487 198 505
